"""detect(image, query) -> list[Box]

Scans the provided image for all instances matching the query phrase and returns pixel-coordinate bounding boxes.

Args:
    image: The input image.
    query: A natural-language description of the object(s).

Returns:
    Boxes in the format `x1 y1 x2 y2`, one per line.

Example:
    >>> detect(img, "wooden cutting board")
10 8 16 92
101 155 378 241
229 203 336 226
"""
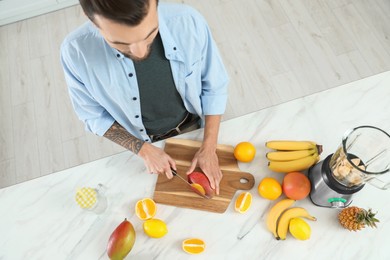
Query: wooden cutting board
153 138 255 213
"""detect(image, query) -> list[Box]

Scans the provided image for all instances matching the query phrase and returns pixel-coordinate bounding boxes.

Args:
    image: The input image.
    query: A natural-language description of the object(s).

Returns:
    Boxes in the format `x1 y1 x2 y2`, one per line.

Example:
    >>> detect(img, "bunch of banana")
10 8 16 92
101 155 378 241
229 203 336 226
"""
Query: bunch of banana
266 199 316 240
265 140 323 173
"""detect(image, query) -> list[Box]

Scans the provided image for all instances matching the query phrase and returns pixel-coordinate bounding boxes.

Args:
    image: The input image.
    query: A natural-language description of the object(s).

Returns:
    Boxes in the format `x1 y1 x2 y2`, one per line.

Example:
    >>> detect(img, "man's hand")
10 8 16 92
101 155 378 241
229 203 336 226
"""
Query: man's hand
103 121 176 179
186 114 223 195
186 145 222 194
138 142 176 179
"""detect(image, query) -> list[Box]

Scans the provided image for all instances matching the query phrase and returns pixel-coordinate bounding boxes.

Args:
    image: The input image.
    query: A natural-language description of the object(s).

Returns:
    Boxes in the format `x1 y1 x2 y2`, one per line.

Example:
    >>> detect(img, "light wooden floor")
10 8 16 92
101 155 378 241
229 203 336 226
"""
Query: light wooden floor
1 0 390 188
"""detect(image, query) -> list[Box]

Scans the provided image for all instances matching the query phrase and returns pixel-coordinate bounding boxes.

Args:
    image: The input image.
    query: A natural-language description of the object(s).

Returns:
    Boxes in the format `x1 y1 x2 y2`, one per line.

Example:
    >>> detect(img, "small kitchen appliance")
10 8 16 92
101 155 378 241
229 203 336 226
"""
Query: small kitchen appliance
308 125 390 208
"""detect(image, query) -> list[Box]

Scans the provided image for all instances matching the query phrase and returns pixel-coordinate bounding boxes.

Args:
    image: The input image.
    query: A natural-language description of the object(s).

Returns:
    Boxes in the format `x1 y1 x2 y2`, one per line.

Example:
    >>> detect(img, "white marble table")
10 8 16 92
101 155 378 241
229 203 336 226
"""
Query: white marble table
1 72 390 260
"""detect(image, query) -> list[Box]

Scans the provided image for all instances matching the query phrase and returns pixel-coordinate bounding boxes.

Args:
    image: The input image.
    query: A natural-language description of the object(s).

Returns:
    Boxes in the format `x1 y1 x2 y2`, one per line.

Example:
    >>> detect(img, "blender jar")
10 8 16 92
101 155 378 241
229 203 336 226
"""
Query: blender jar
329 126 390 189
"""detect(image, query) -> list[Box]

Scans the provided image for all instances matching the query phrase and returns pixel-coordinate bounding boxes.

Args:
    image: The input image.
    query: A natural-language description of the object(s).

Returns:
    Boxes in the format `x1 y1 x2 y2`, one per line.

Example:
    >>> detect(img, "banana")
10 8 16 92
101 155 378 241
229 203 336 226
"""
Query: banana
266 149 316 161
265 140 317 151
268 153 319 173
266 199 295 238
276 207 316 240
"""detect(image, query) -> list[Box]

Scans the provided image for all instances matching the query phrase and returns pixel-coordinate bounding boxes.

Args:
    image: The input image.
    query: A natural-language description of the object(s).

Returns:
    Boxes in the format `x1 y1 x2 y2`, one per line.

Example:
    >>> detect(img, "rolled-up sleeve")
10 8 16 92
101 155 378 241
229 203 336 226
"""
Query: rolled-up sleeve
60 44 115 136
199 17 229 115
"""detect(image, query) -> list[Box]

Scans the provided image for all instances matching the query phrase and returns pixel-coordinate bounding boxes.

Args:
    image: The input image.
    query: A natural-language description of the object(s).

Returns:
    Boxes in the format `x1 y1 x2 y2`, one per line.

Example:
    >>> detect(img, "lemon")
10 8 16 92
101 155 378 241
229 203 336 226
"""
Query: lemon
143 219 168 238
289 218 311 240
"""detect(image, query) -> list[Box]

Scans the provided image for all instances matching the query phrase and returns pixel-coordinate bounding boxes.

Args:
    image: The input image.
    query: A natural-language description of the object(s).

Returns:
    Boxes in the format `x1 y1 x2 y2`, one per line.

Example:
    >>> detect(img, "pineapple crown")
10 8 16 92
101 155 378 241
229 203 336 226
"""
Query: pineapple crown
356 208 379 228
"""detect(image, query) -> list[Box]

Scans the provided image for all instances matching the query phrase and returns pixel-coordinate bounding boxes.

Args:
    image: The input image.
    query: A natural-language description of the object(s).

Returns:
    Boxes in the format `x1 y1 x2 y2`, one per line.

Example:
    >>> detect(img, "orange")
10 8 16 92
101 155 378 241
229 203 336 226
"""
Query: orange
135 198 157 220
234 142 256 162
258 177 282 200
234 192 252 213
182 238 206 254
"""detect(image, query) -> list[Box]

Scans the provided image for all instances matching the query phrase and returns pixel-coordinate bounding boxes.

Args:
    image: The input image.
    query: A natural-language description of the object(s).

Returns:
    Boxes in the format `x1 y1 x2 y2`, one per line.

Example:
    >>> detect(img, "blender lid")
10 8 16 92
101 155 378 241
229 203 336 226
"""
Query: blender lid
342 125 390 175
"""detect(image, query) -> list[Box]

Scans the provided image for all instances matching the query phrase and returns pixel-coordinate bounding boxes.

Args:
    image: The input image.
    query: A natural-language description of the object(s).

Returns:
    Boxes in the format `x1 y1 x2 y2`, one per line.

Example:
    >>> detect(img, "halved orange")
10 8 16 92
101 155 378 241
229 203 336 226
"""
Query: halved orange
135 198 157 220
234 192 252 213
182 238 205 254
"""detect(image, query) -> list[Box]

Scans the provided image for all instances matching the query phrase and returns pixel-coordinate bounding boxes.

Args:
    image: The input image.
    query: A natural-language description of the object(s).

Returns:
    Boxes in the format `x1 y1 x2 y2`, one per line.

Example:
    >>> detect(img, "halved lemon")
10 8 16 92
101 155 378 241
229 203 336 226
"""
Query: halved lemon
75 187 97 209
135 198 157 220
182 238 205 254
234 192 252 213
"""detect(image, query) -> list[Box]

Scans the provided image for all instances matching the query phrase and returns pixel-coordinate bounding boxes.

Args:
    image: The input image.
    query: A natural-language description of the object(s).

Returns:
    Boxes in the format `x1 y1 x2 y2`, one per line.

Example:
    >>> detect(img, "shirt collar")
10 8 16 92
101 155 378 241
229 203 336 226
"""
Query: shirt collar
158 14 181 61
112 48 125 60
106 8 183 62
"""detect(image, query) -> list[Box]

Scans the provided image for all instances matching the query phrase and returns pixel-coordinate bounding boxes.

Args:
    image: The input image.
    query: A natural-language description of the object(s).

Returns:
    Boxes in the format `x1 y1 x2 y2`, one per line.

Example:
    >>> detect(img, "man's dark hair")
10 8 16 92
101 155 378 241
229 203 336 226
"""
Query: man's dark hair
79 0 157 26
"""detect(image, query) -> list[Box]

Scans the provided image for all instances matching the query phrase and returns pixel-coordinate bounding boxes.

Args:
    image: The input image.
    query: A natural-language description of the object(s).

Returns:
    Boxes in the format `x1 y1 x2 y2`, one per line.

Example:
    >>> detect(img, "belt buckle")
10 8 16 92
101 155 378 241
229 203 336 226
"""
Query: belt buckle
151 128 179 142
150 113 195 142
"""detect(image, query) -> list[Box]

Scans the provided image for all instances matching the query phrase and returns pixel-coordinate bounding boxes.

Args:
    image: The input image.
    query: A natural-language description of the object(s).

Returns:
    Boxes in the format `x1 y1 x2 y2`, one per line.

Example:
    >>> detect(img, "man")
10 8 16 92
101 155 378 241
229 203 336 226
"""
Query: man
61 0 229 193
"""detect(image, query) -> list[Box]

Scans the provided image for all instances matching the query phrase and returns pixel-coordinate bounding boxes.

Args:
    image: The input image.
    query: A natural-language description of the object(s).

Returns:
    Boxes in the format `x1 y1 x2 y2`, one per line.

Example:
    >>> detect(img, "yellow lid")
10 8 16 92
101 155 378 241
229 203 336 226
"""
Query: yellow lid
75 187 97 209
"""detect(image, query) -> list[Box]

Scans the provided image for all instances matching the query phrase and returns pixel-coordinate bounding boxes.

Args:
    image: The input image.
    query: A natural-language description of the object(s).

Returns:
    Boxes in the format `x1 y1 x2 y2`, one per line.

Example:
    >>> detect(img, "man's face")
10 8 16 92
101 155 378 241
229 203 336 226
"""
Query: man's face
94 0 159 61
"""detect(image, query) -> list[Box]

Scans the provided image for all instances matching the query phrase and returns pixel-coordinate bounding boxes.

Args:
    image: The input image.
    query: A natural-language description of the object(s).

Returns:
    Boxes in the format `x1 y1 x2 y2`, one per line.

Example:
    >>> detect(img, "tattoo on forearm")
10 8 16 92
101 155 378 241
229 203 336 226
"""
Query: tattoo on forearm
104 122 145 154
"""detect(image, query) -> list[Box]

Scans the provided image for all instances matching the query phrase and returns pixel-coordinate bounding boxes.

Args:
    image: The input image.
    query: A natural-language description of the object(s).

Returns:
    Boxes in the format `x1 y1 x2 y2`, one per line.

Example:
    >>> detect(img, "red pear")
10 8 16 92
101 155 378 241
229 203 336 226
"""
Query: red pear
188 171 215 198
107 218 136 260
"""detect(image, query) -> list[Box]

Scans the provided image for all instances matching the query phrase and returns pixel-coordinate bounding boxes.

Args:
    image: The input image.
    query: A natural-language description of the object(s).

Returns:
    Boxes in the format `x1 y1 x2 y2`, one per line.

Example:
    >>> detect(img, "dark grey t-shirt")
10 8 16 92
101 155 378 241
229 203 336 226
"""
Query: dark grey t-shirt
134 33 187 135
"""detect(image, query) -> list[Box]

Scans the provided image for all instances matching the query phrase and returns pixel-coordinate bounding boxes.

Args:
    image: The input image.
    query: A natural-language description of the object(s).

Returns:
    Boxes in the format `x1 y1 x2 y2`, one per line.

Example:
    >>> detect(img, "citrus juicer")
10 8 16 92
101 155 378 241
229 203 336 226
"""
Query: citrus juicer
308 125 390 208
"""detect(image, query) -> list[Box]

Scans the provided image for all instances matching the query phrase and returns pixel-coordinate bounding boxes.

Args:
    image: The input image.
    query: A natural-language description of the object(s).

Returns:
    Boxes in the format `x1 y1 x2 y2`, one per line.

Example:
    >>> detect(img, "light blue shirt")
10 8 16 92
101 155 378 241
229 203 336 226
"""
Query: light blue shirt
60 3 229 142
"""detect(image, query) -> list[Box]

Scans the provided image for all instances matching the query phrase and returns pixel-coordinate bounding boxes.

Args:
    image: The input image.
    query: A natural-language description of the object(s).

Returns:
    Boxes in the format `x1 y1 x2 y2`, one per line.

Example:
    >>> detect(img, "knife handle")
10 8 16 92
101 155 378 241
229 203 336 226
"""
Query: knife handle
171 168 177 176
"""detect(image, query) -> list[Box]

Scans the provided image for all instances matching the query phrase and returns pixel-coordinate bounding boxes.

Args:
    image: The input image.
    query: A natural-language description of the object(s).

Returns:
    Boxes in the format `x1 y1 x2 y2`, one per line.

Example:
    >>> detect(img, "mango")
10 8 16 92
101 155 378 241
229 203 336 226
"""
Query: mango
107 219 136 260
188 171 215 198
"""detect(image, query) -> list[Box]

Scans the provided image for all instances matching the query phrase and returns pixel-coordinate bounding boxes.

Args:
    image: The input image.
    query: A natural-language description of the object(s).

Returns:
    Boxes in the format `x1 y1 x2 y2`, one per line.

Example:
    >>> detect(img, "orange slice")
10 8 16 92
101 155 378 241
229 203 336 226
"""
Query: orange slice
135 198 157 220
190 183 206 196
234 192 252 213
182 238 205 254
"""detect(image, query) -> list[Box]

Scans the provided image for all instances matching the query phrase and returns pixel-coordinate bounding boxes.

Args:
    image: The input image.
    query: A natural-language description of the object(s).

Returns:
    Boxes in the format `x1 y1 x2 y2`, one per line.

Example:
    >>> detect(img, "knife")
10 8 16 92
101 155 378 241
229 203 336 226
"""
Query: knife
237 213 261 240
171 168 209 199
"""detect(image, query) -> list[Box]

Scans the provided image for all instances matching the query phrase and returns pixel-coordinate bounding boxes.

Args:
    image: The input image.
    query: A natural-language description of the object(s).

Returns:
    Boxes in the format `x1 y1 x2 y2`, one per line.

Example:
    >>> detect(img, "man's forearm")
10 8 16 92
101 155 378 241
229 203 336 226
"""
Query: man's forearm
103 121 144 154
202 115 222 149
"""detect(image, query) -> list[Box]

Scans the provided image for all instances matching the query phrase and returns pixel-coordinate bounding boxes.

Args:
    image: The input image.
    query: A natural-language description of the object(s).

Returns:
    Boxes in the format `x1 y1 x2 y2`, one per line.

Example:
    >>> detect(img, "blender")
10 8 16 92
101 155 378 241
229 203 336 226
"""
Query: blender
308 125 390 208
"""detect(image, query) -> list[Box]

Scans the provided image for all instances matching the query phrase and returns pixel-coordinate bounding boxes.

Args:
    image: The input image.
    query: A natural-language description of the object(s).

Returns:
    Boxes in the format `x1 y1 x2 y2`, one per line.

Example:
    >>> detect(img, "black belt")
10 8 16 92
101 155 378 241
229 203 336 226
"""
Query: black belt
150 113 200 142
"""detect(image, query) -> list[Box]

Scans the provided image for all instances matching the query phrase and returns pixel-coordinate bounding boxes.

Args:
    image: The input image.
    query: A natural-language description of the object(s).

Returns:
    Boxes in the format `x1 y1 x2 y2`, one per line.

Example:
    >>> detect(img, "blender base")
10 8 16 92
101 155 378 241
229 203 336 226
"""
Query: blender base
308 155 363 208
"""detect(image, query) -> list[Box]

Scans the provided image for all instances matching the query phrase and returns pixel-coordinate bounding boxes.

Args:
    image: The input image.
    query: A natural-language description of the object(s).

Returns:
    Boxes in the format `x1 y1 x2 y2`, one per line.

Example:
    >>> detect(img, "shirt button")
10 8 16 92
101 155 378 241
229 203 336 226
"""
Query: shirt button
145 139 149 142
140 129 144 132
135 115 139 118
128 73 133 77
173 47 177 51
132 97 137 101
116 54 120 58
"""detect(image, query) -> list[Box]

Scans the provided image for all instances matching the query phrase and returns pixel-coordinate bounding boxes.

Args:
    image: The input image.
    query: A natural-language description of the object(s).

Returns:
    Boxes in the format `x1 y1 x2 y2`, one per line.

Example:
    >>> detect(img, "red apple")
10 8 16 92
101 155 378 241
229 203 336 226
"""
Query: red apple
188 171 215 198
107 218 136 260
282 172 311 200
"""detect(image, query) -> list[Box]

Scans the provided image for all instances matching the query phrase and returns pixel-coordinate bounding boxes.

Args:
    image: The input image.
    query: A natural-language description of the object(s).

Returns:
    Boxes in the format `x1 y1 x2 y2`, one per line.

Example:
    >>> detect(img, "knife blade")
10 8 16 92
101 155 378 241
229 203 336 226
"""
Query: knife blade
171 168 192 185
171 168 209 199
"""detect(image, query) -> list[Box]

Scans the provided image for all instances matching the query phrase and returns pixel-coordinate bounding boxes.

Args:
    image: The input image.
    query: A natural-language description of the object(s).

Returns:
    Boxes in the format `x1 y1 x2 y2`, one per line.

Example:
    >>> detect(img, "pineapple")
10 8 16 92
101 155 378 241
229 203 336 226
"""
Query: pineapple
338 206 379 231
